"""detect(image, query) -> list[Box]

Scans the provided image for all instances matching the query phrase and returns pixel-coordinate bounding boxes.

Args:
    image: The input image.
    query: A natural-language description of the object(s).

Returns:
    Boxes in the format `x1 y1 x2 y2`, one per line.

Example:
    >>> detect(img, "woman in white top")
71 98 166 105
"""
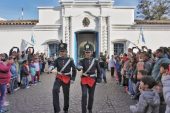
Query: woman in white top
109 55 116 77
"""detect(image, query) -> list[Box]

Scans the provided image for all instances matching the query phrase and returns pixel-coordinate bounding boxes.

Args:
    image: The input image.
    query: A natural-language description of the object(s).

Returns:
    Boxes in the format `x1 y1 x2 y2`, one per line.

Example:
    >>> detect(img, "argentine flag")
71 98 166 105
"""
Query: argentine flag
138 27 146 44
31 34 35 45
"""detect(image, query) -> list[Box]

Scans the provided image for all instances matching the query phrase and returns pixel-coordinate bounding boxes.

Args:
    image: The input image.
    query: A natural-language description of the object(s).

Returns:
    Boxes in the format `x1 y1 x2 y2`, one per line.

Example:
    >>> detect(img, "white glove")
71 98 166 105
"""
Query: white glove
71 80 74 84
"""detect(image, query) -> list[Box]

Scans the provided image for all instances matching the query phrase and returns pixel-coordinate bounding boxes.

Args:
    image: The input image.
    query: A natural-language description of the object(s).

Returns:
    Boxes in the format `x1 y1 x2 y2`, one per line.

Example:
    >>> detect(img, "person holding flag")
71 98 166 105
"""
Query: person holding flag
52 41 77 113
78 41 101 113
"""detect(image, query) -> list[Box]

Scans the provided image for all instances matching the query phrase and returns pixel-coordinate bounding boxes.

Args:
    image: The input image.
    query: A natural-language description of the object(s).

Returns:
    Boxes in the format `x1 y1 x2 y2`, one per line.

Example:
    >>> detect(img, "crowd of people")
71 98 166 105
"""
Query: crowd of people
1 45 170 113
107 46 170 113
0 46 54 113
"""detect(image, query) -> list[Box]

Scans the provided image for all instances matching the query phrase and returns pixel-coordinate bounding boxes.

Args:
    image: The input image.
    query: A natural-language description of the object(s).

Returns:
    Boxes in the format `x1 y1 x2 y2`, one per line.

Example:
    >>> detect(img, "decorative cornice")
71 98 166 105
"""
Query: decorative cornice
0 20 38 25
135 20 170 25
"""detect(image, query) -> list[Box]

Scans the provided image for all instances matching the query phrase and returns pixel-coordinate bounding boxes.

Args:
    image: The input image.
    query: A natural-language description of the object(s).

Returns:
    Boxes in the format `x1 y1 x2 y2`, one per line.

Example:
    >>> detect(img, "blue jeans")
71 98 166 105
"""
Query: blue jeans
128 79 135 95
100 68 106 82
0 84 6 110
22 77 29 88
10 77 18 93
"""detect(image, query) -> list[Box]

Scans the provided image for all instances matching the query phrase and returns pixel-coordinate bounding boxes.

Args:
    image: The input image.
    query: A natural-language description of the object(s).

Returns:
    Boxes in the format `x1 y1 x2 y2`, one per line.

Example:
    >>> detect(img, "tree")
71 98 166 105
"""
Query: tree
137 0 170 20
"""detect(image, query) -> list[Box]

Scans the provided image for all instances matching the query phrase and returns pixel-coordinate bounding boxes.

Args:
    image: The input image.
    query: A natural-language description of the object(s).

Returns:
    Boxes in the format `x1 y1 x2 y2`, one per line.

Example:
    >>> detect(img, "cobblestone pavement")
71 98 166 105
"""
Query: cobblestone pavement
7 72 136 113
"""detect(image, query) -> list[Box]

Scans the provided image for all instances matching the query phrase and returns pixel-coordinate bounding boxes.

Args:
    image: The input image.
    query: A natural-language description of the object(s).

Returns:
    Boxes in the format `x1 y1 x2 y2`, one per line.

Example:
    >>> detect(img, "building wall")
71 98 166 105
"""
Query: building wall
38 7 61 25
38 6 135 26
0 25 59 53
111 26 170 55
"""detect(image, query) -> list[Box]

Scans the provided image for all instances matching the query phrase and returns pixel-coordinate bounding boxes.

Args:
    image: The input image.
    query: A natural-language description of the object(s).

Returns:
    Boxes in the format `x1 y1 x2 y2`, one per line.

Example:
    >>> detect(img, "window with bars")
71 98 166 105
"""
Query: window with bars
113 43 124 55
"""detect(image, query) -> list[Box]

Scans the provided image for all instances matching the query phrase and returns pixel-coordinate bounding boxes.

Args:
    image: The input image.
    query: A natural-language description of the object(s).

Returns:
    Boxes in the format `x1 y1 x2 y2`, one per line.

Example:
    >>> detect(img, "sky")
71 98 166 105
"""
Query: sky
0 0 138 20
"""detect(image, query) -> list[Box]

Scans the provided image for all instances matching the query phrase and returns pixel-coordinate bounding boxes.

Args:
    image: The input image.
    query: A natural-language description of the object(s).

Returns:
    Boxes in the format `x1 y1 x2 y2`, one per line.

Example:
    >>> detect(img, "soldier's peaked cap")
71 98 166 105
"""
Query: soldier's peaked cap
84 41 93 51
58 40 67 51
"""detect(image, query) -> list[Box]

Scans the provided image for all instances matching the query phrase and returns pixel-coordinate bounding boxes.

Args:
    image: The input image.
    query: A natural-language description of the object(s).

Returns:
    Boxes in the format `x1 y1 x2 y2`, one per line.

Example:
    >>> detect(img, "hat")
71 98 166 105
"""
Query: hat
84 41 93 52
58 40 67 51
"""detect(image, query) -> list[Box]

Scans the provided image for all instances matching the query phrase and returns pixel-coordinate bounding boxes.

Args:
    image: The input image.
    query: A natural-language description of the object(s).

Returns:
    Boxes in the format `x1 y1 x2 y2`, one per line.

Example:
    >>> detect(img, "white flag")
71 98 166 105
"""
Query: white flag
20 39 28 51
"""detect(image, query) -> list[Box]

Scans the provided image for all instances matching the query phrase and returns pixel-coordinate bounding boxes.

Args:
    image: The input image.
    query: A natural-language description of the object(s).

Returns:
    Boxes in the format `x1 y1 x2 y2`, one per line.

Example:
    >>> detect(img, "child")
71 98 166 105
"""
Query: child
131 70 148 100
20 60 29 88
9 59 18 94
130 76 160 113
160 63 170 113
29 60 36 84
34 58 40 82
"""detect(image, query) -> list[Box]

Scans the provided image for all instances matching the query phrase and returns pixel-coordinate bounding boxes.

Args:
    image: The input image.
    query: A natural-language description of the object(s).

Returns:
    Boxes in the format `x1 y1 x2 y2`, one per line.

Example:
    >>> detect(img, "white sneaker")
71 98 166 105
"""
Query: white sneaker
26 86 30 89
14 87 20 91
3 101 9 107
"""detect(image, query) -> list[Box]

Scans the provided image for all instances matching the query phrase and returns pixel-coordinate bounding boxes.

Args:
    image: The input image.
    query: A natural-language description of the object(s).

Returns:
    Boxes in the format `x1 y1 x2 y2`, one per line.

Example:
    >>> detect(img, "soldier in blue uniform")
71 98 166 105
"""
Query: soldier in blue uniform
78 42 101 113
52 41 77 113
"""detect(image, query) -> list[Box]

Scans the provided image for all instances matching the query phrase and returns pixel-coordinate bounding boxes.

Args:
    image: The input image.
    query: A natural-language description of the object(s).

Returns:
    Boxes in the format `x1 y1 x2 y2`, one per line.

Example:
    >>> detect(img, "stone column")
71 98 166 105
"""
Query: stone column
107 16 111 56
69 16 72 57
65 17 70 54
61 7 66 42
102 17 108 53
99 16 103 53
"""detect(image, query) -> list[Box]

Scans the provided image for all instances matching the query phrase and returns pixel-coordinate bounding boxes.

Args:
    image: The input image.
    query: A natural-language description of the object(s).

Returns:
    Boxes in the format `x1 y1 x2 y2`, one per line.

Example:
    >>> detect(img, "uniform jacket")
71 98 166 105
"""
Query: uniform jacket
79 58 101 82
54 57 77 81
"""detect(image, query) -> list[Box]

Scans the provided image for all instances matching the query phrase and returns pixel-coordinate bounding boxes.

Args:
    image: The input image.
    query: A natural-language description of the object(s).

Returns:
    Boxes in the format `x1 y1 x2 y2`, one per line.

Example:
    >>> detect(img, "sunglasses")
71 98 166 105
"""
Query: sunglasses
60 51 65 52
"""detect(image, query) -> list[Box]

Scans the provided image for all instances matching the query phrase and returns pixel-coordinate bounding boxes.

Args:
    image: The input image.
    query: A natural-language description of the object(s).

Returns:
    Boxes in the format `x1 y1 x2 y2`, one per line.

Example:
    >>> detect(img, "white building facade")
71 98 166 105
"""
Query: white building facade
0 0 170 63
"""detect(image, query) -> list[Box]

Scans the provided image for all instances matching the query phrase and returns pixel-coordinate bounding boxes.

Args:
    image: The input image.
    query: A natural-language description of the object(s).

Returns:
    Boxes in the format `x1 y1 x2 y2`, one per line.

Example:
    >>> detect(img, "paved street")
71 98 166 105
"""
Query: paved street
7 72 136 113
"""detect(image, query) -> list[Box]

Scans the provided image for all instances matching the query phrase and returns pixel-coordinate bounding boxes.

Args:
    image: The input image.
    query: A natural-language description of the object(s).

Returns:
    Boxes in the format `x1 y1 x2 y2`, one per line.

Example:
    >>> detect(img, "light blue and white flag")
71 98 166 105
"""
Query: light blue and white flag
138 27 146 44
31 34 35 45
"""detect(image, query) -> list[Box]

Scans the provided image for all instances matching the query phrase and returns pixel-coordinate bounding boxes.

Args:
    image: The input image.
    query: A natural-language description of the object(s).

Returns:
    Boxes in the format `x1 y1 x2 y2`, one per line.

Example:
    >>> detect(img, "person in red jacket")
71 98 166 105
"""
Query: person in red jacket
0 53 13 113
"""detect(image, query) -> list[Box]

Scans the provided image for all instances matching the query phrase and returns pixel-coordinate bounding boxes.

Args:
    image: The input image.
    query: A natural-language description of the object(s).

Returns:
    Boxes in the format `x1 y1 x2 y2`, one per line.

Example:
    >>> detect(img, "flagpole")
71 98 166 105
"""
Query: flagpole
21 8 24 20
128 40 139 49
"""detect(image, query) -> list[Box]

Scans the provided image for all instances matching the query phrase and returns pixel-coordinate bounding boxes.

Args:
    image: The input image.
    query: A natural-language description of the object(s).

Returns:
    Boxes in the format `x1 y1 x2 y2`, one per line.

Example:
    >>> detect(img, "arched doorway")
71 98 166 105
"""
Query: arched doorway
75 31 99 64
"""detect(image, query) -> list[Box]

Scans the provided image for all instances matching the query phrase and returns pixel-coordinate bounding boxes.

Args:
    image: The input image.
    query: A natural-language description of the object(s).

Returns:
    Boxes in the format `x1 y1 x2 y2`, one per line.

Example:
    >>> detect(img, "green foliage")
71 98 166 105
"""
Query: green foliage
137 0 170 20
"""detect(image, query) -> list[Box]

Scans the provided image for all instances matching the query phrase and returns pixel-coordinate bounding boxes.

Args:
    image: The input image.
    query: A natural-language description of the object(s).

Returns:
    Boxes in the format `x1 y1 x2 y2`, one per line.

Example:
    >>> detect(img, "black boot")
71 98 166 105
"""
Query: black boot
89 110 92 113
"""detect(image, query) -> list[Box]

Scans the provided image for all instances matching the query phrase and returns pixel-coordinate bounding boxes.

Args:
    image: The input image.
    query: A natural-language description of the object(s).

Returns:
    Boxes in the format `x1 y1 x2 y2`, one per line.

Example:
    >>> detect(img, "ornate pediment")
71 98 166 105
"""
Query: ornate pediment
75 11 97 19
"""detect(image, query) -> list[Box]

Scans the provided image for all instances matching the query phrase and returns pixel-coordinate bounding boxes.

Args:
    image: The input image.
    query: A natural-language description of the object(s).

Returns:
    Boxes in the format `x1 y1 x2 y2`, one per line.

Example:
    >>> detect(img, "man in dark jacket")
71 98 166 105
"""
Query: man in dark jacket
52 41 77 113
79 42 101 113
